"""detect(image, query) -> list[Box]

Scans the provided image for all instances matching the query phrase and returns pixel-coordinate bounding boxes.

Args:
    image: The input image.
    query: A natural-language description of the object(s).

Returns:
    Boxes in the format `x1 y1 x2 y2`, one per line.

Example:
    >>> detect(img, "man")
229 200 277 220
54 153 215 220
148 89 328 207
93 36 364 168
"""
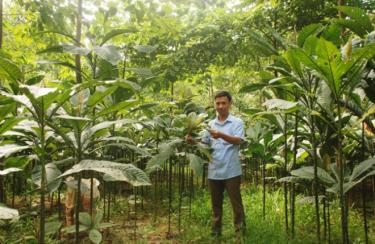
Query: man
187 90 246 237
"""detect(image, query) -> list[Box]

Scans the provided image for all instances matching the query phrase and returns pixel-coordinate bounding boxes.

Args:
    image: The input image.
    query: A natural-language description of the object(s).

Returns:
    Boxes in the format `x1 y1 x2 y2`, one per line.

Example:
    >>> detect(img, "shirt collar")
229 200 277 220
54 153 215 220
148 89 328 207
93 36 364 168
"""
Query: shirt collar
214 114 233 125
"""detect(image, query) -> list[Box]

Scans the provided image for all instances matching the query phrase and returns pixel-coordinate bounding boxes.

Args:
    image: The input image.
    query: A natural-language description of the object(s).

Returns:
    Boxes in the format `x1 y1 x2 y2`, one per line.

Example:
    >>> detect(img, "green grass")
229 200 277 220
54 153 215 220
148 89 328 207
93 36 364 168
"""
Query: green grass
1 185 374 243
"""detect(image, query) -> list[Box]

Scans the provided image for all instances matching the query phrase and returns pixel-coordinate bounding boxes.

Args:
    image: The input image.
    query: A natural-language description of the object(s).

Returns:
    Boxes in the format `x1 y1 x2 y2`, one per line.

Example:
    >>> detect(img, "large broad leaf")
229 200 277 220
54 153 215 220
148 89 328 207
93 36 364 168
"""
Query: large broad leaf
87 86 117 107
0 205 19 221
45 221 62 236
32 163 62 193
134 45 157 54
0 57 23 82
89 229 102 244
0 167 22 176
100 27 137 46
62 44 90 56
186 153 206 176
59 160 151 186
20 84 57 99
349 158 375 182
146 138 183 172
0 144 29 158
81 119 135 148
93 46 122 65
4 156 34 169
104 79 141 92
335 6 374 38
0 117 24 135
96 99 139 117
298 24 322 47
249 32 278 57
0 92 34 113
126 68 153 78
291 166 336 185
79 212 92 226
263 99 298 111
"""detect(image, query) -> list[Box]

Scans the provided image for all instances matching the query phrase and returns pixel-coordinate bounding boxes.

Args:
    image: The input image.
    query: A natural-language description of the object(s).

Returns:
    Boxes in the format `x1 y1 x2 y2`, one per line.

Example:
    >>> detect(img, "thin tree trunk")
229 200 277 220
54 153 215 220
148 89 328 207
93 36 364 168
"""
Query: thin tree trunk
39 98 47 244
262 158 266 219
361 122 369 244
283 113 289 234
0 0 4 204
337 103 349 244
311 116 321 243
75 0 82 83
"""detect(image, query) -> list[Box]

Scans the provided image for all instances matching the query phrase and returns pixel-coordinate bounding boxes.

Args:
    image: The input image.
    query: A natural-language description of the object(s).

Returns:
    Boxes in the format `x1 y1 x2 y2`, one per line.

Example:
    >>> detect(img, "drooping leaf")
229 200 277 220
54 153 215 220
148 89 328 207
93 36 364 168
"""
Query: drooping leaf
0 57 23 82
59 160 151 186
32 163 62 193
186 153 206 176
93 46 122 65
349 158 375 182
0 167 22 176
62 44 91 56
0 144 29 158
263 99 298 111
20 85 57 99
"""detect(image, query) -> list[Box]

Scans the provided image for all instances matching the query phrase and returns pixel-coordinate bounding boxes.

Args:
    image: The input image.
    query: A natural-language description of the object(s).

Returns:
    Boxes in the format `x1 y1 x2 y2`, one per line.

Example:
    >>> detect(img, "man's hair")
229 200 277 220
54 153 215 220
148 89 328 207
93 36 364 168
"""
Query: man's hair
214 90 232 102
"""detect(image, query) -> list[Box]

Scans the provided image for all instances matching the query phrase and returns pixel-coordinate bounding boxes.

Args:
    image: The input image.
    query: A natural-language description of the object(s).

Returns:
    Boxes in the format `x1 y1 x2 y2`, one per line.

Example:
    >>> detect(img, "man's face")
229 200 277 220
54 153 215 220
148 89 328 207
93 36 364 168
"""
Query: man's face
214 96 231 116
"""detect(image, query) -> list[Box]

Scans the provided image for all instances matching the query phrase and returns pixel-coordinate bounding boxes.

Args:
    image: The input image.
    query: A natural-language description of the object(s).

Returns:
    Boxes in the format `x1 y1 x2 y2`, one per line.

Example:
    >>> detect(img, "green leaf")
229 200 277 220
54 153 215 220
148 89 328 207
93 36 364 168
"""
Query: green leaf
4 156 33 169
45 221 62 236
0 167 22 176
89 229 102 244
126 68 153 78
146 139 183 172
93 46 122 65
100 28 137 46
59 160 151 186
62 44 91 55
79 212 92 226
134 45 157 54
0 205 19 221
336 6 374 37
0 144 29 158
87 86 117 107
56 115 92 121
0 57 23 82
298 24 322 47
32 163 62 193
186 153 205 176
93 210 104 227
263 99 298 110
62 224 89 234
96 99 139 117
0 117 24 135
349 157 375 182
20 85 57 99
291 166 336 185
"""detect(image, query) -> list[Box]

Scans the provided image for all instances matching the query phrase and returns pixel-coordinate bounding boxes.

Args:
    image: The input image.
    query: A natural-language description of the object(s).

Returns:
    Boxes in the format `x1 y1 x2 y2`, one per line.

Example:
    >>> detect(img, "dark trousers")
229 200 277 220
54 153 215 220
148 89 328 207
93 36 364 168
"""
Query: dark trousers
208 175 245 233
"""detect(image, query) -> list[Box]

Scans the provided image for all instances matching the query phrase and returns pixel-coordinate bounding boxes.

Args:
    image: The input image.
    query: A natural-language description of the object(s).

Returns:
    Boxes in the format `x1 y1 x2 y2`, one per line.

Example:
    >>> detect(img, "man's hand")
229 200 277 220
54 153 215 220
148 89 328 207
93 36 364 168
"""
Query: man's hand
185 134 195 144
208 129 222 139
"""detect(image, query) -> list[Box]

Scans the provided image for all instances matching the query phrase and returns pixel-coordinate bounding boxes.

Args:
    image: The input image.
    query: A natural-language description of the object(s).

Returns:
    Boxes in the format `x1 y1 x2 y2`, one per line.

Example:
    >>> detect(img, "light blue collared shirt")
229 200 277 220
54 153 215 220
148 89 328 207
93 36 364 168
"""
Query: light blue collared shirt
202 114 245 180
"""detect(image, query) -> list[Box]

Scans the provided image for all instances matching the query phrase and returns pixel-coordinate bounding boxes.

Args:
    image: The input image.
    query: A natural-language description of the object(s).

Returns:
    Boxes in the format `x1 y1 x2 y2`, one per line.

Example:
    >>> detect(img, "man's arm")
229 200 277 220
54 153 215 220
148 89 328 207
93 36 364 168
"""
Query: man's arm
208 129 241 145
